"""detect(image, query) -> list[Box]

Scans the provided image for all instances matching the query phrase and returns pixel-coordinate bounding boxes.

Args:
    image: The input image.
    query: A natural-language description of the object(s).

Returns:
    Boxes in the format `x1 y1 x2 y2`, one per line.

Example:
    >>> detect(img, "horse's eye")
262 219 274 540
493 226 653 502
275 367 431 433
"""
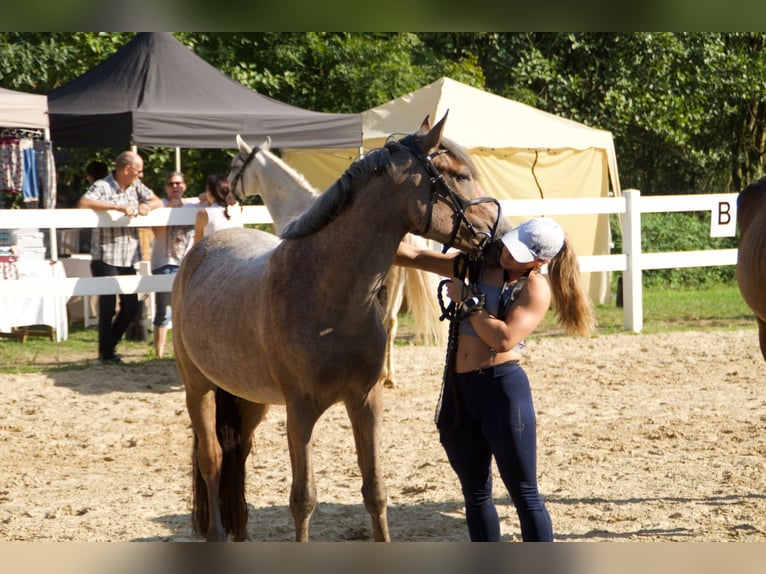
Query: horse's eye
456 174 471 183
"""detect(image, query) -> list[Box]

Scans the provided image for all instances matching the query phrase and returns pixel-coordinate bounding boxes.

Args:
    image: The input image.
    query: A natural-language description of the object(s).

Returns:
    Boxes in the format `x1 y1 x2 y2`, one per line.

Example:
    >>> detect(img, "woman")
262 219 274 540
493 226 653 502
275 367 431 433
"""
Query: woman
150 171 196 358
194 175 243 241
395 216 594 542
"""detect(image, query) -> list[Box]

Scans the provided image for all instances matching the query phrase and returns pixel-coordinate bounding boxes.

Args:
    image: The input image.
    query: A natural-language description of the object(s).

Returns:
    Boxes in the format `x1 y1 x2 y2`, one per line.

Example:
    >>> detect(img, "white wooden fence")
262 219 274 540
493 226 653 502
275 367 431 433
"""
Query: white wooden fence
0 189 739 333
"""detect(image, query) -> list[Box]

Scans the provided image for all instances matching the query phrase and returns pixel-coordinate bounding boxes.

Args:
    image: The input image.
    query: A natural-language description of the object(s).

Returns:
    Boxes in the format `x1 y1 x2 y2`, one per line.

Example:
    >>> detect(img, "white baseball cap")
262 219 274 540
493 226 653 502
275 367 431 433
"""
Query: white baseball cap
501 217 565 263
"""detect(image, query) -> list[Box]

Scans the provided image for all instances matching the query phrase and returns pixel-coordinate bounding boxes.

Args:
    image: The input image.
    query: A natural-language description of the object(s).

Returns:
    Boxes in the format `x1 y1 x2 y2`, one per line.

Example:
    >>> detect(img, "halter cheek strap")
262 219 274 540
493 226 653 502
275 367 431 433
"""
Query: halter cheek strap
229 142 268 203
400 140 501 254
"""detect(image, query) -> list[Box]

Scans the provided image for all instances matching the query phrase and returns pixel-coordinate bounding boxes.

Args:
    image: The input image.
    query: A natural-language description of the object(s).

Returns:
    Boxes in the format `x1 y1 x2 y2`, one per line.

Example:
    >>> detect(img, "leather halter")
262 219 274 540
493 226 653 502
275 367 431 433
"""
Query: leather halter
395 136 502 254
229 142 264 203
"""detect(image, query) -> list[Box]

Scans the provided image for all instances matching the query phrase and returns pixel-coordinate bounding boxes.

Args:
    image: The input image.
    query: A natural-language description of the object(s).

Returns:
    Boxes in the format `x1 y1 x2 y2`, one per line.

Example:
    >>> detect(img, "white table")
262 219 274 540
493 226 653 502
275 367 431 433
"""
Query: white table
60 254 98 328
0 259 68 342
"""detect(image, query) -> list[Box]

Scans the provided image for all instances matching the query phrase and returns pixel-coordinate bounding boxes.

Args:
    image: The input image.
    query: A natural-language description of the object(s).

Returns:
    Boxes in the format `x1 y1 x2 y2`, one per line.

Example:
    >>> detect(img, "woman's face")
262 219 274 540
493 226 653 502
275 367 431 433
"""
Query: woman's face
499 245 541 273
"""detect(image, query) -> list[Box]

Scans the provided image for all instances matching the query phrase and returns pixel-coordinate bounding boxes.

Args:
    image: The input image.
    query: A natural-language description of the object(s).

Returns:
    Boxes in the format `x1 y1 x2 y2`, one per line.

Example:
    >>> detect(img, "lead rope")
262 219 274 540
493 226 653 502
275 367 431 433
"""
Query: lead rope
434 251 484 430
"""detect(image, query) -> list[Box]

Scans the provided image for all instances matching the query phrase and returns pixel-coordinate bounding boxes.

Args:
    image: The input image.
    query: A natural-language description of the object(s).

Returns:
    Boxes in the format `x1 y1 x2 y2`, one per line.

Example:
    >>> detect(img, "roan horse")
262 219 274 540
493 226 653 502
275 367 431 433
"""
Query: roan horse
226 135 445 388
172 115 502 541
736 176 766 360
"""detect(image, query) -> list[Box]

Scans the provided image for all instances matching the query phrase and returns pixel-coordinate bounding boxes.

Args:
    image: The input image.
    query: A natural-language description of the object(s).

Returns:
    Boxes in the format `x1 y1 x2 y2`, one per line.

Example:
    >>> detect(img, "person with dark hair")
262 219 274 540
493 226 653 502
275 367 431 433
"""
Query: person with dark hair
77 150 163 364
149 171 197 358
395 217 594 542
193 175 243 241
85 160 109 185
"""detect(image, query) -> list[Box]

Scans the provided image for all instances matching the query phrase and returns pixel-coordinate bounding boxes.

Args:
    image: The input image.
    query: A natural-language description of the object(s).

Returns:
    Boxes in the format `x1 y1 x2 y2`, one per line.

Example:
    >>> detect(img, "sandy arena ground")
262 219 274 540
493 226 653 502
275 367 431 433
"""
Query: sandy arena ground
0 328 764 542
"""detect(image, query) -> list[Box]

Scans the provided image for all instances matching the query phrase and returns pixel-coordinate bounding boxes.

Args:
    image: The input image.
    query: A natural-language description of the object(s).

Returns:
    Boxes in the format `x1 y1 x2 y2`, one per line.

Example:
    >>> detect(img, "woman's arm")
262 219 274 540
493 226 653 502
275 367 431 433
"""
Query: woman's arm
394 241 457 276
461 273 551 353
194 209 208 243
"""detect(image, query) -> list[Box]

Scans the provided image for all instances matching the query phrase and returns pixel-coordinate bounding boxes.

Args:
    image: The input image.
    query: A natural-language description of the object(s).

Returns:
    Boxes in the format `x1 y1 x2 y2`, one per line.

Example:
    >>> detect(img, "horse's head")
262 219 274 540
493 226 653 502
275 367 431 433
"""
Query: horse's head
228 134 272 203
393 114 502 255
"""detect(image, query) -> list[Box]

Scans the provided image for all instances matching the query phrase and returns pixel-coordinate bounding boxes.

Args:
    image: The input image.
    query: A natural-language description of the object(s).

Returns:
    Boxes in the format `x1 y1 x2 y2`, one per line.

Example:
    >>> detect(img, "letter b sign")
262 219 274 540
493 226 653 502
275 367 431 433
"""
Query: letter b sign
710 200 737 237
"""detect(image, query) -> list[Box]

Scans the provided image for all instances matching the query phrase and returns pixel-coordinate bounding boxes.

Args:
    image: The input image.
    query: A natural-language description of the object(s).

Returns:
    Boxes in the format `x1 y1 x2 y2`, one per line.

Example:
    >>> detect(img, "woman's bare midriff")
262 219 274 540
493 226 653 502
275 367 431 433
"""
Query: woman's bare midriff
454 333 522 373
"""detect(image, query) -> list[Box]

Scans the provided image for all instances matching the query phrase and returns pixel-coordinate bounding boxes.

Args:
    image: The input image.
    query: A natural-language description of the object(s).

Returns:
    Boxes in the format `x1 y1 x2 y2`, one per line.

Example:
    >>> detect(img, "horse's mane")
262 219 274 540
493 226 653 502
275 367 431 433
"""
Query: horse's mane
278 132 477 240
280 147 392 239
262 148 321 198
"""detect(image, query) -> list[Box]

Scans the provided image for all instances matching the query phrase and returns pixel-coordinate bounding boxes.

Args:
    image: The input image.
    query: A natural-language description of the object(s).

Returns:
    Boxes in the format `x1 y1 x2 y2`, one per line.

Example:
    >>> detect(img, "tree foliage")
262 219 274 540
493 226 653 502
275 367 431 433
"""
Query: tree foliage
1 32 765 208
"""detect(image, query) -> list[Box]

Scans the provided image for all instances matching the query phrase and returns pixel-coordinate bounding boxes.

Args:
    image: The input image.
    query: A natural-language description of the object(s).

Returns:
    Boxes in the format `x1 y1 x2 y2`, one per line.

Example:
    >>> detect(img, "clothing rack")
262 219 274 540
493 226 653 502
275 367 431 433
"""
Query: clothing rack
0 127 45 140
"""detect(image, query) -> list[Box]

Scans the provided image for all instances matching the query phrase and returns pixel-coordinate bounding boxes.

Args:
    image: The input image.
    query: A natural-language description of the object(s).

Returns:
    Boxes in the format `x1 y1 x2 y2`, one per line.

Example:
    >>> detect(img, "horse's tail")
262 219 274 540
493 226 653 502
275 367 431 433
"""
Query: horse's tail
403 236 447 346
191 388 248 539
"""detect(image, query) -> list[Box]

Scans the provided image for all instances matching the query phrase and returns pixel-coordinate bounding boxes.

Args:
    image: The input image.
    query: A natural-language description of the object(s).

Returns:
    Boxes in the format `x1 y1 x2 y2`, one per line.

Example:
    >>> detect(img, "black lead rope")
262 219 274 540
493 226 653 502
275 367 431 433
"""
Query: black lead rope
434 252 484 431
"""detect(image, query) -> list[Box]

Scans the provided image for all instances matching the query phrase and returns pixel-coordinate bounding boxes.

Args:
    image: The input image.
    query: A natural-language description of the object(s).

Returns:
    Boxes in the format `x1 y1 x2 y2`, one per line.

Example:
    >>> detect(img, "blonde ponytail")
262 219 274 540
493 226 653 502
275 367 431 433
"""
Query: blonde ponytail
546 238 595 337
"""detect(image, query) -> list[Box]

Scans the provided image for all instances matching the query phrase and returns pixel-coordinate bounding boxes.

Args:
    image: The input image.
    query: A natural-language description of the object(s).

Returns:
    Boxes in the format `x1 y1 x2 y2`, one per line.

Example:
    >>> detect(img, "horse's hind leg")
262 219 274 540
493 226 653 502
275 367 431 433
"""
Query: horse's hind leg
229 400 270 542
345 382 390 541
379 267 405 389
185 382 227 541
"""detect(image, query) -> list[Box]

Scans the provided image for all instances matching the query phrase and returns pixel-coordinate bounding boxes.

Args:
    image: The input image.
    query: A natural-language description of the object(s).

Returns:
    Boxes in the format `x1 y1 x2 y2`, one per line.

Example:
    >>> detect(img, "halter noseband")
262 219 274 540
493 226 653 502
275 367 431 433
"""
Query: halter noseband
229 140 269 203
396 137 501 253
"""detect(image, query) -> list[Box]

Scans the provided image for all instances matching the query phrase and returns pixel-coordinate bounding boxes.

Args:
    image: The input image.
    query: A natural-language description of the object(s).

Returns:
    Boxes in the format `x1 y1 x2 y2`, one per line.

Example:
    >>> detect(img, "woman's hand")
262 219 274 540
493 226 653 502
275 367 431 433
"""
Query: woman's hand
445 277 468 303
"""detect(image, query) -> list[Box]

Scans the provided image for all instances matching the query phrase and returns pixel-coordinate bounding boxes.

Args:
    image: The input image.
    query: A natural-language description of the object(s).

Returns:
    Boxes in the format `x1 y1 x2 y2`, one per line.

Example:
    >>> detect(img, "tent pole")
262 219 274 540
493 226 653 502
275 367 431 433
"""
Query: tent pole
175 147 181 171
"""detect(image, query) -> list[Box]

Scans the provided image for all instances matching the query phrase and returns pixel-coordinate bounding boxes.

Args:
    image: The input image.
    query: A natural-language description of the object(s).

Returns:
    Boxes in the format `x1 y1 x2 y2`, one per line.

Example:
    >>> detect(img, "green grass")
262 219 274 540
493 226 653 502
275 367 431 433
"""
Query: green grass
396 283 756 341
0 326 161 375
0 285 757 374
536 283 755 336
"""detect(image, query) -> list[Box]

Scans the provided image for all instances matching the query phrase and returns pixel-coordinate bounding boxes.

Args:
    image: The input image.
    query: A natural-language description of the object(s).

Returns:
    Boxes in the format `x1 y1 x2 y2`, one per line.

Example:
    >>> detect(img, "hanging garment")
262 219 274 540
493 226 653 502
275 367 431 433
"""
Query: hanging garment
33 140 56 208
0 137 23 194
22 141 39 204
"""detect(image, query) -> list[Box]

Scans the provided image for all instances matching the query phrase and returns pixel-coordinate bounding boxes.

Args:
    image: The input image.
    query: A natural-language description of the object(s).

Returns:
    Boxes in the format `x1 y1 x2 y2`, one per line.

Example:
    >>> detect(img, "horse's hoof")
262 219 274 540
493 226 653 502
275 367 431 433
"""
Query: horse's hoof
206 528 228 542
382 379 398 389
232 532 252 542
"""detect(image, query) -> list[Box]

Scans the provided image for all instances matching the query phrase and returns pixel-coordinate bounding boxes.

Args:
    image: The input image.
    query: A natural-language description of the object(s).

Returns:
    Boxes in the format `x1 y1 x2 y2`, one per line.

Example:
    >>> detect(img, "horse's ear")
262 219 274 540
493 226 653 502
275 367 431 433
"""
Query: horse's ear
421 111 448 151
420 115 431 132
236 134 252 154
259 136 271 152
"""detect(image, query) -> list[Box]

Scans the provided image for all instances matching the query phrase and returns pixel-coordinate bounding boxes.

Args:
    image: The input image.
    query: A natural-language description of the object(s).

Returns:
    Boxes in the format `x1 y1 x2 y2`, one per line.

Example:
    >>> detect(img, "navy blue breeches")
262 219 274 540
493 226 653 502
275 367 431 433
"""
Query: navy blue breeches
439 361 553 542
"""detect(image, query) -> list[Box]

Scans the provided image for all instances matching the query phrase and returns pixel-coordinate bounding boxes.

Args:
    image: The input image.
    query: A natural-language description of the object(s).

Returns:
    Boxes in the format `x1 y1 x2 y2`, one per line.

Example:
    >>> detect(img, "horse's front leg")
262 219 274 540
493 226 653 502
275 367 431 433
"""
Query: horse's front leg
345 382 390 541
285 401 320 541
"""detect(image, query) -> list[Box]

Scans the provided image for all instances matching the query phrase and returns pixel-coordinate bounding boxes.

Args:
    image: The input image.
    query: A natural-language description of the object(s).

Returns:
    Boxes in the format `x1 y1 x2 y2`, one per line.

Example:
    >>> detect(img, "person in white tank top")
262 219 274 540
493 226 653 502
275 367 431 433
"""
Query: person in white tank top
194 174 244 242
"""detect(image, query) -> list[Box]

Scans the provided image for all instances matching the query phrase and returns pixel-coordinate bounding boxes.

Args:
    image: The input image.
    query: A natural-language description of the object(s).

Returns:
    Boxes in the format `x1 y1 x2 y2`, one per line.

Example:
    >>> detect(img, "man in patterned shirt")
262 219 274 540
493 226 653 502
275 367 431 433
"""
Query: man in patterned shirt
78 151 163 364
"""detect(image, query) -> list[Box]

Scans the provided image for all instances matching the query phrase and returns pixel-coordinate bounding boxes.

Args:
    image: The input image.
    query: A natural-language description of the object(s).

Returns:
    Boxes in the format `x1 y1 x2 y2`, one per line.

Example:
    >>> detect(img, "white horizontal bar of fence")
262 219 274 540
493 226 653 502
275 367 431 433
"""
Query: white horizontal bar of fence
0 274 174 299
642 249 738 270
0 205 273 229
498 197 626 216
0 190 741 333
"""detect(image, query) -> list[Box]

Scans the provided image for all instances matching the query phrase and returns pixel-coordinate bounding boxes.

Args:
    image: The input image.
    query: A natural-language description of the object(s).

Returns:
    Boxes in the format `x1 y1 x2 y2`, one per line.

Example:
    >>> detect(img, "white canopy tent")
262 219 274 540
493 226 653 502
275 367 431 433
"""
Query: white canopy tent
282 77 621 303
0 87 49 131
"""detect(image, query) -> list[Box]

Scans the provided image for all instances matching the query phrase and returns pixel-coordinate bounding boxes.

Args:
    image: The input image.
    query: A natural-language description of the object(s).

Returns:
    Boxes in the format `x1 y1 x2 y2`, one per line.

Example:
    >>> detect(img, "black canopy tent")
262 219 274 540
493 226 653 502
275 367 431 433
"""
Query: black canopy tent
47 33 362 150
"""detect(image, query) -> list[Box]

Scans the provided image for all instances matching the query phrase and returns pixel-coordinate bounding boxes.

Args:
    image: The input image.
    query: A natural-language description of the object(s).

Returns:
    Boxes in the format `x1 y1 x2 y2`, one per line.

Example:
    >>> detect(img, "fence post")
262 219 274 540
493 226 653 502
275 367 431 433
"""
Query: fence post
622 189 642 332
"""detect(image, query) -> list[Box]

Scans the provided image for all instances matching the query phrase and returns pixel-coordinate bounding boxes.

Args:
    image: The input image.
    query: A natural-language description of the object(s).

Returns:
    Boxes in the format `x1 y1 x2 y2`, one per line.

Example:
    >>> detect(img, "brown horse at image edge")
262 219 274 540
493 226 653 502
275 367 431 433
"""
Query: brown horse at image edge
736 176 766 361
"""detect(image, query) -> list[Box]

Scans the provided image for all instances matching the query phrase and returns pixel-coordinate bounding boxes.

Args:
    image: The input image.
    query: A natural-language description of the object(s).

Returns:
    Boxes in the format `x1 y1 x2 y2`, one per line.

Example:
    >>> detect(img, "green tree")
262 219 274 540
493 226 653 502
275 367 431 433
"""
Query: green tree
3 32 766 206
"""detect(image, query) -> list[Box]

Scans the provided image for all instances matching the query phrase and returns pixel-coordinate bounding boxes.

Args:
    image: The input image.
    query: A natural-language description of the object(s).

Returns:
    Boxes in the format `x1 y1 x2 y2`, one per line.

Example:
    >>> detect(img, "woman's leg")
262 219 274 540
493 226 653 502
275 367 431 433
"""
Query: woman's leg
440 370 502 541
151 265 178 358
484 363 553 542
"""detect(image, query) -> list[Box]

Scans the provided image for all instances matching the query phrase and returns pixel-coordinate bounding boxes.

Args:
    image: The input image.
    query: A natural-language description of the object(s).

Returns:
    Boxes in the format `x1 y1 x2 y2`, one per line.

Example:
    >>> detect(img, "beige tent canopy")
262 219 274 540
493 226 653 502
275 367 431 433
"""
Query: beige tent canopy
0 87 49 130
282 77 621 303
